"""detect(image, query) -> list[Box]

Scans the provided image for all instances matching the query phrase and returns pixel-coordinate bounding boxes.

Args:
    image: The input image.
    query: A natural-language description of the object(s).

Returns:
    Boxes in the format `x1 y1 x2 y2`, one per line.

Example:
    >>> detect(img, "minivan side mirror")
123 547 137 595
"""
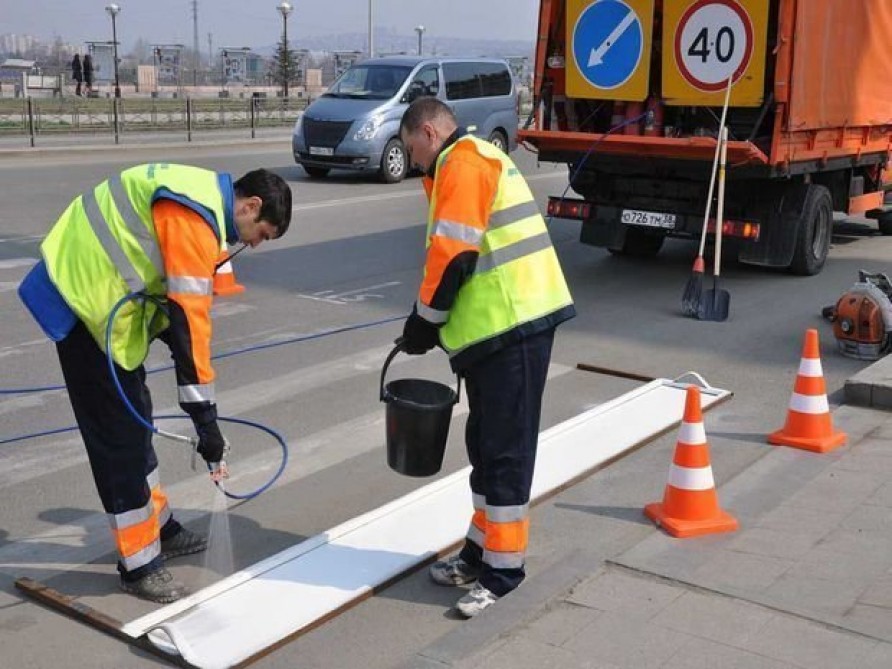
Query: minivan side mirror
404 81 425 104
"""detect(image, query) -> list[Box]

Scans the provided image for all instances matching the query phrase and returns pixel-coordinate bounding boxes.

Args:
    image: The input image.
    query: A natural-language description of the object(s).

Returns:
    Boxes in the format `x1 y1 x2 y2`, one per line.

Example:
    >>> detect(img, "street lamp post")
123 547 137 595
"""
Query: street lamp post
105 3 121 98
368 0 375 58
277 1 293 98
414 25 425 56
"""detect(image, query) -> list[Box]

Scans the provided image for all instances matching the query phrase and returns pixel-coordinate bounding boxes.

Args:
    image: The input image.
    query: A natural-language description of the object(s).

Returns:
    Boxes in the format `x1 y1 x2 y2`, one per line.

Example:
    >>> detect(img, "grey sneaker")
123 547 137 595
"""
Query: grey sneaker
455 583 499 618
429 555 482 586
120 568 188 603
161 527 208 560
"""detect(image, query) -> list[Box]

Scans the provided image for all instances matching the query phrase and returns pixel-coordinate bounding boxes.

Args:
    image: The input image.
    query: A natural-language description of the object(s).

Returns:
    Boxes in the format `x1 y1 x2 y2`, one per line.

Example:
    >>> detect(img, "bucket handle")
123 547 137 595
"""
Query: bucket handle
380 338 462 404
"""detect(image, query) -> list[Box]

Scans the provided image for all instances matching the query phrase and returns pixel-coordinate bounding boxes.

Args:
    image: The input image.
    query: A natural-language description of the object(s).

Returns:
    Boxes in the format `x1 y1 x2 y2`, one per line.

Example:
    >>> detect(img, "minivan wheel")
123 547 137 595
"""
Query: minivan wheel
379 138 407 183
488 130 508 153
303 165 330 179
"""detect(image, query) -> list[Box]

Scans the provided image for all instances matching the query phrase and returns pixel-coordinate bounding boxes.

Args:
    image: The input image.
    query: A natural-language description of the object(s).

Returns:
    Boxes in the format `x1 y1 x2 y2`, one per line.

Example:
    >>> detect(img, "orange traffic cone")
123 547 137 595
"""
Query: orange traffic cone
644 386 738 538
213 247 245 296
768 329 846 453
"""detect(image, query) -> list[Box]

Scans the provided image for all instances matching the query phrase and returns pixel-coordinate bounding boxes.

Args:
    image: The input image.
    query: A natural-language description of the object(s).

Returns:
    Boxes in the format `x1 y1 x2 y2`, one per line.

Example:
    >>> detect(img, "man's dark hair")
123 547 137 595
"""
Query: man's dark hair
233 168 292 237
399 96 457 136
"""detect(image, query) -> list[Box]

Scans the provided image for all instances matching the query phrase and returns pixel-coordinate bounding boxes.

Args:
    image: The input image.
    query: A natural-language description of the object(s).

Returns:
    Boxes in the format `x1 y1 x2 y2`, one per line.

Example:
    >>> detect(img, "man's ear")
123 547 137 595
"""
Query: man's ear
240 196 262 219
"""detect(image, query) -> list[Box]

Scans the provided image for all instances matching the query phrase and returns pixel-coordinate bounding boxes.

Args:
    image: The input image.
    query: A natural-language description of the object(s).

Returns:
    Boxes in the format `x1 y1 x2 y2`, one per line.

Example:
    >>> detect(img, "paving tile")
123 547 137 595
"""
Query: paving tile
859 641 892 669
562 611 691 669
745 613 877 669
814 527 892 558
566 569 683 620
866 481 892 508
754 504 847 535
857 576 892 608
797 544 892 583
662 636 798 669
651 590 775 648
692 550 794 593
465 635 604 669
521 601 601 647
841 604 892 643
725 527 825 561
848 437 892 458
840 504 892 533
786 469 886 515
835 452 892 475
764 573 862 618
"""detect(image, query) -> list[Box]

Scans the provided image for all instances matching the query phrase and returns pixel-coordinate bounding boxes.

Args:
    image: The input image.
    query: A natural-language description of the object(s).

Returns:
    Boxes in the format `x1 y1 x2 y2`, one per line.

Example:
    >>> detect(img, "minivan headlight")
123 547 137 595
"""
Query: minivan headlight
293 113 304 136
354 115 384 141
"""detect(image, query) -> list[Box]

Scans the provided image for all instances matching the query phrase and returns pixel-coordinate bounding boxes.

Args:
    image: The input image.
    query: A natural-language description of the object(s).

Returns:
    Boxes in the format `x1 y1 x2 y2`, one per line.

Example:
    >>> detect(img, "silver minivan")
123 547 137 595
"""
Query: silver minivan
292 56 519 183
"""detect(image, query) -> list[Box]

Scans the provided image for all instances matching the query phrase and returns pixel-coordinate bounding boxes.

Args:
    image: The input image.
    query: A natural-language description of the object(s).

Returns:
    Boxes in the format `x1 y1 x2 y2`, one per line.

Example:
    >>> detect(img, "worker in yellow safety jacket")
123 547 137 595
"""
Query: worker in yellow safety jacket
398 97 575 618
18 164 292 603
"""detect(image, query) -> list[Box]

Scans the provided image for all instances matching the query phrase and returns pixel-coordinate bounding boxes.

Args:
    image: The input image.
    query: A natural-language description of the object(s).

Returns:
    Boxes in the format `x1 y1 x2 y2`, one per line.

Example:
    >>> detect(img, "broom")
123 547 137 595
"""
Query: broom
681 75 734 317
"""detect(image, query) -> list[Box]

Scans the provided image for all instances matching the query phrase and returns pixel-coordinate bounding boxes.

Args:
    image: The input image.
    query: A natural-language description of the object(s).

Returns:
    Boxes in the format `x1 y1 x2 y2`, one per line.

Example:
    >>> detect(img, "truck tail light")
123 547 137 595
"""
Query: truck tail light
706 219 761 241
547 197 592 220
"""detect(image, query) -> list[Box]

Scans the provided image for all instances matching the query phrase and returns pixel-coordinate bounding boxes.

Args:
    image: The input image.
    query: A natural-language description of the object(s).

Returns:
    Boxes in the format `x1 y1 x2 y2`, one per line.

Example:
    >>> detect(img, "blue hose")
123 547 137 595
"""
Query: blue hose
104 292 285 501
1 292 403 500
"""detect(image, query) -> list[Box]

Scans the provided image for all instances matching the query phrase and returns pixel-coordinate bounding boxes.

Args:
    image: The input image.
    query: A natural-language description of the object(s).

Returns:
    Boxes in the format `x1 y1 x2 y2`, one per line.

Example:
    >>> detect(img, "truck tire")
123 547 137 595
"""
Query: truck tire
379 138 408 183
789 184 832 276
877 214 892 236
608 227 665 258
303 165 330 179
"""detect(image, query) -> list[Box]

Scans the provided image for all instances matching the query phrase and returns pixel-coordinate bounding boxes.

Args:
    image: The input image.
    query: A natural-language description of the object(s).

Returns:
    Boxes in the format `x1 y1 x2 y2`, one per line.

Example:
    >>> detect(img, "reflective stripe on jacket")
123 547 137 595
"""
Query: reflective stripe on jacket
417 135 574 369
41 163 227 371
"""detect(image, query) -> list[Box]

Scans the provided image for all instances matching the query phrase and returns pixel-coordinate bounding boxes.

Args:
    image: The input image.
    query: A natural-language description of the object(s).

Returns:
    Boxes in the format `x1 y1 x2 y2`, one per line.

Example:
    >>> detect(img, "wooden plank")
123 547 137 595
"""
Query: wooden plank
14 577 193 669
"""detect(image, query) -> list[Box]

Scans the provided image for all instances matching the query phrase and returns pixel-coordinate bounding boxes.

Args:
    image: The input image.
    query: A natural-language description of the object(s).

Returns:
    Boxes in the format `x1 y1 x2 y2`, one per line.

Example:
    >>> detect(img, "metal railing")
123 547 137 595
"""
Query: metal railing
0 96 309 147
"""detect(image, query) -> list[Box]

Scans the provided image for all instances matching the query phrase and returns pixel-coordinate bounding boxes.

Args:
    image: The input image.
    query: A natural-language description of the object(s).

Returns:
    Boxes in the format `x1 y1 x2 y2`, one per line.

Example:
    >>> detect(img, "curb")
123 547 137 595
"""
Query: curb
0 134 293 159
845 354 892 410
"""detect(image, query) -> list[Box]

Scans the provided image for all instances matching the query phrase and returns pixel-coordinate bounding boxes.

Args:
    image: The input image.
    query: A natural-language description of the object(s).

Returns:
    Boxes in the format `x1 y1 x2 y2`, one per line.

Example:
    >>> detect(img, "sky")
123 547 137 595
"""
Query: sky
2 0 540 50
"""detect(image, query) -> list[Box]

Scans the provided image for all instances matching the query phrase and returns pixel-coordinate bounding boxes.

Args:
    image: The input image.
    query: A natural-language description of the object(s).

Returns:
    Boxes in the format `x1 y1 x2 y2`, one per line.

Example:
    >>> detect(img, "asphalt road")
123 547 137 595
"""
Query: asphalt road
0 142 888 668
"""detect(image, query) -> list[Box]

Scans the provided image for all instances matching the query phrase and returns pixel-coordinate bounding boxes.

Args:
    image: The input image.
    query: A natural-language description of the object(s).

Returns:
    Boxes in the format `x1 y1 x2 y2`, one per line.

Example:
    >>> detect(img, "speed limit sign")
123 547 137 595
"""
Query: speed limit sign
662 0 768 106
676 0 752 90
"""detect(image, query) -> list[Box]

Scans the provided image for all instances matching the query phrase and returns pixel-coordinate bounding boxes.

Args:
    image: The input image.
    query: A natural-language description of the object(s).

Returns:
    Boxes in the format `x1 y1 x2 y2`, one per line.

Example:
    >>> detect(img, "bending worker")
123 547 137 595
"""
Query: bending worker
18 164 292 603
398 98 575 618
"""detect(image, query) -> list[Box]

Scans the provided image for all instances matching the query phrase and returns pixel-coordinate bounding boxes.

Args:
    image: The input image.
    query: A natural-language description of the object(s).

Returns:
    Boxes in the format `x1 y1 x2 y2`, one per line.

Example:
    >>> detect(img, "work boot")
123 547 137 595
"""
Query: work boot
161 526 208 560
120 567 188 604
429 555 482 586
455 582 499 618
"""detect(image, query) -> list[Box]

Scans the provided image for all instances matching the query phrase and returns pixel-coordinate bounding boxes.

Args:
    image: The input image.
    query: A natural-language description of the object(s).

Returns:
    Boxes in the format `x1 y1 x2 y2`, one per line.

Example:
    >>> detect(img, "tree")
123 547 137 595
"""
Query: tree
273 37 298 94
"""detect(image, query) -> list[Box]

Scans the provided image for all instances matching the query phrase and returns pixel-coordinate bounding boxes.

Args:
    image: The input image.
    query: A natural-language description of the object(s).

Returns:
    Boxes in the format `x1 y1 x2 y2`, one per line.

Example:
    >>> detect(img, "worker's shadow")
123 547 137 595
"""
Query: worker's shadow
4 507 307 603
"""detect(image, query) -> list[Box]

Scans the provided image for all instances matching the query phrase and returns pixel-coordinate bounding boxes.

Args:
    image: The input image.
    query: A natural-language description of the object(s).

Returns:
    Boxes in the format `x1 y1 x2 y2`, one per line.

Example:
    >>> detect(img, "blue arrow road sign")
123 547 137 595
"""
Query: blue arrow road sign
572 0 643 90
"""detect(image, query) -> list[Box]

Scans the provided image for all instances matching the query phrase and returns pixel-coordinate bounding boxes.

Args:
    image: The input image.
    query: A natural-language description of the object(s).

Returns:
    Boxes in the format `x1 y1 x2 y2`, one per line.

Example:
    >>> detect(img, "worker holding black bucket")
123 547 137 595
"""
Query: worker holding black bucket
395 97 575 618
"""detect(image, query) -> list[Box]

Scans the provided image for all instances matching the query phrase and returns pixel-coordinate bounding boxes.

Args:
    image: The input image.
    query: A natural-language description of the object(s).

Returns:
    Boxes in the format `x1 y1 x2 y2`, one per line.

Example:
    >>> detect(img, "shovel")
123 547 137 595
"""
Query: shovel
698 126 731 322
682 75 734 317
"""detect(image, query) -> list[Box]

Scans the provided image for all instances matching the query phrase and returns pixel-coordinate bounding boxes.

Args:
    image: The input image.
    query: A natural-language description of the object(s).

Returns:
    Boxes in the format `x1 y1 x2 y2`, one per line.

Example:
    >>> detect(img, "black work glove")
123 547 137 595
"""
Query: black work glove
195 419 229 464
401 310 440 355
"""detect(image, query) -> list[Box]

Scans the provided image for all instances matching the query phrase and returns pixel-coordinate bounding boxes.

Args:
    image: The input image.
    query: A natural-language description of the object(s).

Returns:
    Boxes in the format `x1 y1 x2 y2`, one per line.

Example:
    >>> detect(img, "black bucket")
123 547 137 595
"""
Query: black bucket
379 342 461 477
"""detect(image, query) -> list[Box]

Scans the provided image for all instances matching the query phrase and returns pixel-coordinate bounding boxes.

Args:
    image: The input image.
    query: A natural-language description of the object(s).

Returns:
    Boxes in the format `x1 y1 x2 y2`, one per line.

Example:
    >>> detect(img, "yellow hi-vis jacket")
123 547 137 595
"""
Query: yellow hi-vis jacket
416 133 575 370
41 163 227 371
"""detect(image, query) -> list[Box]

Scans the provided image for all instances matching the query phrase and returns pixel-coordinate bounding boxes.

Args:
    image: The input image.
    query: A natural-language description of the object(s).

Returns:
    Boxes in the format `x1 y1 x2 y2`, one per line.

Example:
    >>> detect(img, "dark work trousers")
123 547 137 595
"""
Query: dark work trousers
56 321 181 581
458 328 555 596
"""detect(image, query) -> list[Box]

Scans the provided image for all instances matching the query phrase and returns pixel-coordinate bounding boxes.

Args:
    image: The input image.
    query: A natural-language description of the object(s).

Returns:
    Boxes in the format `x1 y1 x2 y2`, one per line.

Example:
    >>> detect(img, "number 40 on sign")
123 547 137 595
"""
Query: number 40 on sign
662 0 769 107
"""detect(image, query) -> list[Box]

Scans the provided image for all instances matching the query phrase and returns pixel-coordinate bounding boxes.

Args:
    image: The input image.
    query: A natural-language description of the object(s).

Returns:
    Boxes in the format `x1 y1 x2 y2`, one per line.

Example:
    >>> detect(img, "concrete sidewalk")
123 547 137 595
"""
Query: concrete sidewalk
405 384 892 668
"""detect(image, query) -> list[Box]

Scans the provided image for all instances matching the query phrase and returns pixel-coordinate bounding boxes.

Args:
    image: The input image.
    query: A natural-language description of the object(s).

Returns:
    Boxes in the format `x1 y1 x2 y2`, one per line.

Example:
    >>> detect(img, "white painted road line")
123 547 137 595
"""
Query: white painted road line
0 258 37 270
290 171 567 213
0 363 573 577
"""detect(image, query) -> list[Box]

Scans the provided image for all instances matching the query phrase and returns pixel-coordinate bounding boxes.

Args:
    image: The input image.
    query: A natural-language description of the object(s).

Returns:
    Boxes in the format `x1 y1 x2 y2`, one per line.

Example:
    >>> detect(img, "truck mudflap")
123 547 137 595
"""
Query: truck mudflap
518 130 770 166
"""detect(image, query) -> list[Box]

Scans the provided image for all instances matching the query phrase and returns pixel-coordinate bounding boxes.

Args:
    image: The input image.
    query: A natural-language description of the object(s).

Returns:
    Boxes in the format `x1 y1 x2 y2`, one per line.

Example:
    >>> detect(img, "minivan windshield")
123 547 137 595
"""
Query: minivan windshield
324 64 413 100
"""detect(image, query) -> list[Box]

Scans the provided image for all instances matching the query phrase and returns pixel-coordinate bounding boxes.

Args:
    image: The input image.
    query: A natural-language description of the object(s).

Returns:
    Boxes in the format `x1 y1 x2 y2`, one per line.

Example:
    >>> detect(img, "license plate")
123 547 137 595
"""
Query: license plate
309 146 333 156
621 209 676 229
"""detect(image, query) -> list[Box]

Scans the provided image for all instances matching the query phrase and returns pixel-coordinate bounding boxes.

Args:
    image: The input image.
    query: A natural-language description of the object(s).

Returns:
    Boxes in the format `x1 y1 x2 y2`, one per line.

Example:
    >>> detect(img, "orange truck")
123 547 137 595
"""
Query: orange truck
519 0 892 274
